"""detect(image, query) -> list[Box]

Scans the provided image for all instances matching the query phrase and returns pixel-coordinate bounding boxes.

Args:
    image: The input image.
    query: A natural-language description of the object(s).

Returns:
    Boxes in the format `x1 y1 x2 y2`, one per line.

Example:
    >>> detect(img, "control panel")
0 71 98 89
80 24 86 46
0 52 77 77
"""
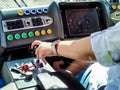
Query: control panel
1 57 85 90
1 57 55 89
1 57 54 83
0 1 64 49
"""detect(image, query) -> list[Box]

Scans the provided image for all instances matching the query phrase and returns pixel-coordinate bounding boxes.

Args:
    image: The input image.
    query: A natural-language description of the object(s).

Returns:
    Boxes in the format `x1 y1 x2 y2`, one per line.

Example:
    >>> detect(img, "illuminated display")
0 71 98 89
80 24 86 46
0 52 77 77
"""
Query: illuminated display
65 8 100 36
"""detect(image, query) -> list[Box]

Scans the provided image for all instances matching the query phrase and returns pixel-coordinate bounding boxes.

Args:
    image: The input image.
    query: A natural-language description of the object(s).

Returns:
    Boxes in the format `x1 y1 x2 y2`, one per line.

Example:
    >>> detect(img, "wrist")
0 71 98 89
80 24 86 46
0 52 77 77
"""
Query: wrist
51 39 61 55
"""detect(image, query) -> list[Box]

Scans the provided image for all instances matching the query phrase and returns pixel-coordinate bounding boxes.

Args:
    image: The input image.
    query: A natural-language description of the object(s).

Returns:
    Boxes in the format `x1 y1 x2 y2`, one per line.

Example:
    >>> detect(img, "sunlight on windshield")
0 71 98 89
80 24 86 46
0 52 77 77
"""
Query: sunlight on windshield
0 0 112 9
57 0 109 2
0 0 53 9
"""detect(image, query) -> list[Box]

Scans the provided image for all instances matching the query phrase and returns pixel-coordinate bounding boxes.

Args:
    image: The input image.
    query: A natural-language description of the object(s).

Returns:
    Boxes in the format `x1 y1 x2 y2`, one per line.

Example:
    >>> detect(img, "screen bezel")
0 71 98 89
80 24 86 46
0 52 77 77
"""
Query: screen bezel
59 2 108 38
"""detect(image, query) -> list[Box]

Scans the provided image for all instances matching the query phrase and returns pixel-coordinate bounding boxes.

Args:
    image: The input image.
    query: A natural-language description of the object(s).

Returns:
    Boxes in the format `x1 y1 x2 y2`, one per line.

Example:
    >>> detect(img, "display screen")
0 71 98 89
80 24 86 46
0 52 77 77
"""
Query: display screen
65 8 100 36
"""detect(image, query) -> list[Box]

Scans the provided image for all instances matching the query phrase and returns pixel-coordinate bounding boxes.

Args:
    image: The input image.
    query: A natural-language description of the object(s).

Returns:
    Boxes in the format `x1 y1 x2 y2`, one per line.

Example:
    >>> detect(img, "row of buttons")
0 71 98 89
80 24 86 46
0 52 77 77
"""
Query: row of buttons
18 8 48 16
112 4 120 9
7 29 52 41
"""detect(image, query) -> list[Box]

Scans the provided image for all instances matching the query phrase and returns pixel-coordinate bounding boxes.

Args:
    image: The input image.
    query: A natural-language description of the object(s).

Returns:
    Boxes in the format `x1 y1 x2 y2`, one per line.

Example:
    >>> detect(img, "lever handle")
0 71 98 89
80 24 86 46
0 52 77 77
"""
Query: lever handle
11 68 25 75
33 45 38 52
31 45 38 57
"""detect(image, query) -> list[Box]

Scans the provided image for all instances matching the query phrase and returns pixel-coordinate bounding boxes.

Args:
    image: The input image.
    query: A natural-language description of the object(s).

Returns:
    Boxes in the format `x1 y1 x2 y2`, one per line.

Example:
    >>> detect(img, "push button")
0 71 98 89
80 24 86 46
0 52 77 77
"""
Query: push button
43 8 48 13
28 32 34 37
41 30 46 35
7 34 14 41
22 33 27 39
24 10 30 15
31 9 36 14
112 5 117 9
35 31 40 36
47 29 52 35
37 9 42 14
15 33 21 40
118 5 120 9
18 10 24 16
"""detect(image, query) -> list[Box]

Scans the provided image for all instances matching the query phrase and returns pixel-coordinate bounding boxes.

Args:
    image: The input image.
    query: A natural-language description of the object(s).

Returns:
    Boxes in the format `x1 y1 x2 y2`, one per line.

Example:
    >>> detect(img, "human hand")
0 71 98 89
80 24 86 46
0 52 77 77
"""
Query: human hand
31 40 54 64
52 60 65 71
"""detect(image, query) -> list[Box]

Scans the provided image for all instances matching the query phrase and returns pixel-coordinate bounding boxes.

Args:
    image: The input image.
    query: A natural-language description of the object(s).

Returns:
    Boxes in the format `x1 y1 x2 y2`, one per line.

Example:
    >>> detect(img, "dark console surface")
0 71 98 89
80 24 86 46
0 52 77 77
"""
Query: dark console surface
1 57 85 90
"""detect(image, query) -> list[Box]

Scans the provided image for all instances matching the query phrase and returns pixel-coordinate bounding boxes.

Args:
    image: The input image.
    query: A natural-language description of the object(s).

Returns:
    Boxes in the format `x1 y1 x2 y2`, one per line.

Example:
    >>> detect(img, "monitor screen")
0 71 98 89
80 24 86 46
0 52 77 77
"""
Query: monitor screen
65 8 100 36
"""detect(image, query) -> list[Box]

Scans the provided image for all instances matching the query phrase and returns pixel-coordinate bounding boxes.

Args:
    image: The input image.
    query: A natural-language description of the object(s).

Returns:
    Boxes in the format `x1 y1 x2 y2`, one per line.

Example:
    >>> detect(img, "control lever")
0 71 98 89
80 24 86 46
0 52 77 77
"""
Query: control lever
11 68 33 80
36 59 43 68
31 58 43 68
31 45 44 68
31 45 38 57
32 45 44 68
33 45 38 53
11 68 23 74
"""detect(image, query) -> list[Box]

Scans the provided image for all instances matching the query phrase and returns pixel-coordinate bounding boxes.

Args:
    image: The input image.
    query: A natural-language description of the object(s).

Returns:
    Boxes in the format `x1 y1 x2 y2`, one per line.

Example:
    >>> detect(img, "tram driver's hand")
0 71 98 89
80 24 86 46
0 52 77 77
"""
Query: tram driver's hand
31 40 55 64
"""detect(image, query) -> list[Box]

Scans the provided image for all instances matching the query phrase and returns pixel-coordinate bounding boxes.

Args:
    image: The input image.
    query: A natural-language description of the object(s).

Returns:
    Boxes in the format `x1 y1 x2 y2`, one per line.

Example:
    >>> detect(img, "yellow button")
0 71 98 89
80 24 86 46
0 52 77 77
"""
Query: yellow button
41 30 46 35
35 31 40 36
18 10 24 16
112 5 117 9
47 29 52 35
118 5 120 9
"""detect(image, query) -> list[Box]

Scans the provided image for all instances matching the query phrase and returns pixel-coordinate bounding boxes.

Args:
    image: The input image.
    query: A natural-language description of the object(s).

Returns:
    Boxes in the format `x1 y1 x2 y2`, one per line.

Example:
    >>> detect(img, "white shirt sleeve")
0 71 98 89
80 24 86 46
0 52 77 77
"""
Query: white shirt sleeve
91 21 120 66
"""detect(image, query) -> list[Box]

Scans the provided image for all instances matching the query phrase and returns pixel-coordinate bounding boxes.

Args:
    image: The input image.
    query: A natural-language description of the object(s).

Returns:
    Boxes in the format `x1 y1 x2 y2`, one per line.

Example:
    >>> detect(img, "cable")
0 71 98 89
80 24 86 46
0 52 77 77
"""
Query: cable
21 0 28 7
13 0 21 7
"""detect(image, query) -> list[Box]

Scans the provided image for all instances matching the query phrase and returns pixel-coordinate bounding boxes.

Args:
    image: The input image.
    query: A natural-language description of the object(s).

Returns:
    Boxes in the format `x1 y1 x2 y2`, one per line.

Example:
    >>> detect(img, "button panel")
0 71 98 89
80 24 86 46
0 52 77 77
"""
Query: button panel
6 30 53 41
0 1 64 48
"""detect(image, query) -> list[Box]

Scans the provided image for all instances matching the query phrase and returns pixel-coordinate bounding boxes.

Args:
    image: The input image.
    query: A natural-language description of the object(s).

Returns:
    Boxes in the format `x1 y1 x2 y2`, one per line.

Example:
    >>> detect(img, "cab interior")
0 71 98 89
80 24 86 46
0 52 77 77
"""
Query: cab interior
0 0 119 90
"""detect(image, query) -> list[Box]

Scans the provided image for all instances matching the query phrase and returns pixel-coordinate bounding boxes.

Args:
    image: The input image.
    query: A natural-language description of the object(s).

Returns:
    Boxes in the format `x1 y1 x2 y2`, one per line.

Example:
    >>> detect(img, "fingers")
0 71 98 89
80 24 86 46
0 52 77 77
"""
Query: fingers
35 45 47 64
31 40 47 64
52 60 64 71
31 40 52 65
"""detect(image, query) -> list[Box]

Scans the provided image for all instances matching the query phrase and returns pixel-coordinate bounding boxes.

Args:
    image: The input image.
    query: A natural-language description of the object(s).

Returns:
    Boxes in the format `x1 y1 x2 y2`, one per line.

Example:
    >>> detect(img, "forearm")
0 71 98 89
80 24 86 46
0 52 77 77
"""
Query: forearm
57 37 96 61
66 60 96 76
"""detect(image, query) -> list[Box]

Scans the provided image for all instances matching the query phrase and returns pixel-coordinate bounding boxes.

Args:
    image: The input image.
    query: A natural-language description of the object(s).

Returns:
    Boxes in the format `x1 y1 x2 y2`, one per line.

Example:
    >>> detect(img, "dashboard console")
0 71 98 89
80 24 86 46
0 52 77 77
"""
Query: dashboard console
0 1 113 90
0 1 64 50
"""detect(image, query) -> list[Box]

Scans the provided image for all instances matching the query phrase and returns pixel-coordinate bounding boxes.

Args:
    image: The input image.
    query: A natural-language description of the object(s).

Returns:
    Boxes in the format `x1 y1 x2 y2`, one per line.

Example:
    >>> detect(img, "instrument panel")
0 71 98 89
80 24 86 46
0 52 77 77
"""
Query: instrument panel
0 1 64 49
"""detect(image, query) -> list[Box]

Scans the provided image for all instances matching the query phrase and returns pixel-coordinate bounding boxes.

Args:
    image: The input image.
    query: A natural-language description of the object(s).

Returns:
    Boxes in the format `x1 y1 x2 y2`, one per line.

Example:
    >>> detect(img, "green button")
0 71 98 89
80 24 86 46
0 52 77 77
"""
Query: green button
21 33 27 39
15 33 21 39
28 32 34 37
7 34 13 41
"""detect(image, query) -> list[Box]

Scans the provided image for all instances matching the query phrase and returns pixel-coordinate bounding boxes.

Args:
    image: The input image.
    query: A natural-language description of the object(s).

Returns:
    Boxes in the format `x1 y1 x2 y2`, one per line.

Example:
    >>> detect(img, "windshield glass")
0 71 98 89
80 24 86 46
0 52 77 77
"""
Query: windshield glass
56 0 111 3
0 0 113 9
0 0 53 9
